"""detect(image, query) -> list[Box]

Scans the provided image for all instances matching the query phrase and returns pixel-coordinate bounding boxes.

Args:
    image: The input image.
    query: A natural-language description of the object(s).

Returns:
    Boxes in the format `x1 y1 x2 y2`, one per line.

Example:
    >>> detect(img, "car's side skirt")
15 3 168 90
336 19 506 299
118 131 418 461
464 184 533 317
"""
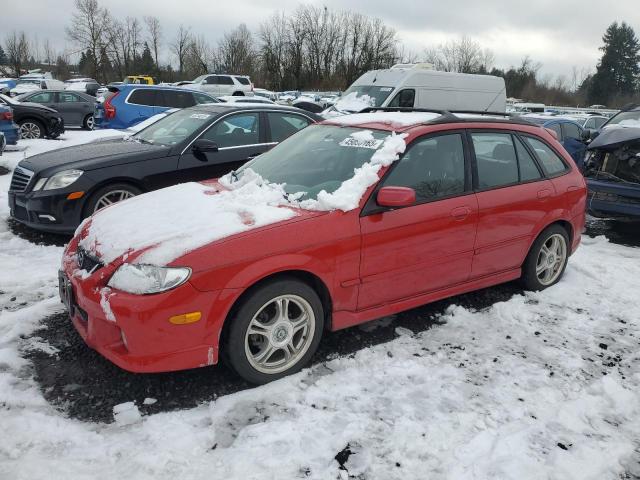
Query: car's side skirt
331 268 522 331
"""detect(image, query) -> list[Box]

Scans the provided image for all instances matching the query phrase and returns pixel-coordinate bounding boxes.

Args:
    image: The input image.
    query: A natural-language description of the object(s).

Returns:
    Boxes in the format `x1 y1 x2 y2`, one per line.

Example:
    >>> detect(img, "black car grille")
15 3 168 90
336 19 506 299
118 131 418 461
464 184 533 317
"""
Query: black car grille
77 247 103 273
9 166 34 192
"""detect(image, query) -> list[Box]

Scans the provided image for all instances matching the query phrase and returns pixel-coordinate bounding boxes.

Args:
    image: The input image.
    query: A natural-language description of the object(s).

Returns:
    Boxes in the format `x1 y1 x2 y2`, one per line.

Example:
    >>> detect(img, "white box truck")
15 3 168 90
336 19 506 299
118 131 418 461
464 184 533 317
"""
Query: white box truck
329 63 506 115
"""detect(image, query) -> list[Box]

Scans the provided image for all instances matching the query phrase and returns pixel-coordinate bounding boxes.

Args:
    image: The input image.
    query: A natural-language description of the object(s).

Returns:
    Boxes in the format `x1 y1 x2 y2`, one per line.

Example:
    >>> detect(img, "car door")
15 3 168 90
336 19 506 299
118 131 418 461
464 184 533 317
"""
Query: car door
56 91 92 126
125 89 159 124
560 122 586 168
358 132 478 310
177 111 268 182
217 76 235 96
470 131 555 278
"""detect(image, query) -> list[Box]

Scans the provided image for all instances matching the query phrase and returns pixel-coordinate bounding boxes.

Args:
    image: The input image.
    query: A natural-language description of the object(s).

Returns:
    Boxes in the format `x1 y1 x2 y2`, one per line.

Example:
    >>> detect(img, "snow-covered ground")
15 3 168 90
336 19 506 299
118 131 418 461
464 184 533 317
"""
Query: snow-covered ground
1 132 639 479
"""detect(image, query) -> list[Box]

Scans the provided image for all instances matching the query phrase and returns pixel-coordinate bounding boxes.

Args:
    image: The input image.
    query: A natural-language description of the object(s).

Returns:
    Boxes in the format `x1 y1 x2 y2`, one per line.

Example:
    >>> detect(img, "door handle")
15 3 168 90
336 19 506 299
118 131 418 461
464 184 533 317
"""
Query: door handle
537 189 551 199
450 206 471 220
246 153 260 160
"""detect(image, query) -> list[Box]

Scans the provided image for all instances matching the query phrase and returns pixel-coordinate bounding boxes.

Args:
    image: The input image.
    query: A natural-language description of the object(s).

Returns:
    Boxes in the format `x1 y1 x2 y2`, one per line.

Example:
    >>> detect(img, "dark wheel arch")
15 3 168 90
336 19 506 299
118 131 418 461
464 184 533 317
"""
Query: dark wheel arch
82 181 144 219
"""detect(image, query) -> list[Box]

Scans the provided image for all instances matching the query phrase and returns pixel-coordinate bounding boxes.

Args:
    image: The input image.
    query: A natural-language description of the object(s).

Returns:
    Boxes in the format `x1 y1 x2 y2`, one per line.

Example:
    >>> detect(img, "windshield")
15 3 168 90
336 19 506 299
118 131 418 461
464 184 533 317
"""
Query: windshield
236 124 389 200
193 75 208 83
340 85 394 109
605 109 640 127
133 109 213 146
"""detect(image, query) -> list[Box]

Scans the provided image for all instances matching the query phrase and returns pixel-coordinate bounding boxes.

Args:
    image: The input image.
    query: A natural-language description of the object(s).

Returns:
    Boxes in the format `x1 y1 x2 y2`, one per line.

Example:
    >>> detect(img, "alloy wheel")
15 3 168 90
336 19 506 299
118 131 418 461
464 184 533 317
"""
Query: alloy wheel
535 233 567 286
244 294 315 374
86 115 95 130
93 190 136 212
20 122 41 139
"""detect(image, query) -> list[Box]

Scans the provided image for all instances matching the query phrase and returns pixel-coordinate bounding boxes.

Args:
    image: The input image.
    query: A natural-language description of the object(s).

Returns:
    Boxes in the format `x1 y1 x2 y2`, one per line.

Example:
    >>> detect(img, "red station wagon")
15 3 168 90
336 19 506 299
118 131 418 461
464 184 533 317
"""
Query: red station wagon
60 109 587 384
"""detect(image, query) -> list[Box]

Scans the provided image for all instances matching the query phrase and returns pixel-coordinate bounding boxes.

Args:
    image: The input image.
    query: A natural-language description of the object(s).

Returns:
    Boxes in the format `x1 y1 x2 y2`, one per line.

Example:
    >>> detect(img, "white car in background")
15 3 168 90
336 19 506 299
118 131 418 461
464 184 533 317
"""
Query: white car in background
253 88 278 101
187 74 254 97
9 74 65 97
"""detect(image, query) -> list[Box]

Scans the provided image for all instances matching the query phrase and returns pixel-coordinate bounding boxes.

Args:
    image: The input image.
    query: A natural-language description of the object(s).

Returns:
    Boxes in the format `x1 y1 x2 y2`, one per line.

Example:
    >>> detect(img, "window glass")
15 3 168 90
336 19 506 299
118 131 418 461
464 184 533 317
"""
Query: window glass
515 136 542 181
160 90 195 108
236 77 251 85
267 112 311 143
548 123 562 140
562 122 581 140
128 89 156 106
217 76 234 85
584 118 595 129
202 113 260 148
523 136 568 175
383 133 466 202
193 92 216 104
27 92 55 103
472 133 519 189
594 117 607 129
388 89 415 108
134 109 212 146
205 76 218 85
58 92 82 103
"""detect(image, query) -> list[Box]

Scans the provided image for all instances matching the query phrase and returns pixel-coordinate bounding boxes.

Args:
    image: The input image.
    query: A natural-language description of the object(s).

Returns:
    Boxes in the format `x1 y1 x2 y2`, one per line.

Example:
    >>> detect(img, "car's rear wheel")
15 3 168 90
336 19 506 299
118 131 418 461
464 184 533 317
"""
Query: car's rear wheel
85 183 142 215
83 114 94 130
225 279 324 384
19 119 44 139
521 225 569 290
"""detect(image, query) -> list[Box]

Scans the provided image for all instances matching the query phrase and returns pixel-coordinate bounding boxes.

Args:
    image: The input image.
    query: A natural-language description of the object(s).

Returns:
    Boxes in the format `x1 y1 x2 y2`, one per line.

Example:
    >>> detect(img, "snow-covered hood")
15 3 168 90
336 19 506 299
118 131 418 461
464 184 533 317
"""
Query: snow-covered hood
588 125 640 150
77 179 315 267
10 84 39 95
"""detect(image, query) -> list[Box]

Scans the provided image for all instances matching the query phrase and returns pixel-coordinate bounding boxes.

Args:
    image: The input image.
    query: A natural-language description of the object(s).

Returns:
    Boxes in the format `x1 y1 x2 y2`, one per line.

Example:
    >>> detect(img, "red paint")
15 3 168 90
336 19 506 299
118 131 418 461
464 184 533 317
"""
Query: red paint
376 186 416 208
62 119 587 373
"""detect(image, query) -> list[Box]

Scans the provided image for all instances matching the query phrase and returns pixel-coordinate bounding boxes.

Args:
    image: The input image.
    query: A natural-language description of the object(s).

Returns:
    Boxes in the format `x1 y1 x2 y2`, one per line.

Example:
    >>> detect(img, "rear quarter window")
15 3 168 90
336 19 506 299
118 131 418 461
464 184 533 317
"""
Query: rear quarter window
235 77 251 85
523 136 568 176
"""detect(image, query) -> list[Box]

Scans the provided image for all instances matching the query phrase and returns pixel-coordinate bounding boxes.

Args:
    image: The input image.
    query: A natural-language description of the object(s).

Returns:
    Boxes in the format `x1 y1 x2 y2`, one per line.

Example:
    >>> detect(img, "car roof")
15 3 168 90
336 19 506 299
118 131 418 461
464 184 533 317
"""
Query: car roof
322 108 544 132
185 103 322 119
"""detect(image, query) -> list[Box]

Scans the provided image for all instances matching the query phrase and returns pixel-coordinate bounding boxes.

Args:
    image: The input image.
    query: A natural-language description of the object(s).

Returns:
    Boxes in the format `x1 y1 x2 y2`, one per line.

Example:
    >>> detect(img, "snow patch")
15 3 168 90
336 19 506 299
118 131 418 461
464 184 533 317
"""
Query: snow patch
113 402 142 426
334 92 375 113
99 287 116 322
328 111 442 127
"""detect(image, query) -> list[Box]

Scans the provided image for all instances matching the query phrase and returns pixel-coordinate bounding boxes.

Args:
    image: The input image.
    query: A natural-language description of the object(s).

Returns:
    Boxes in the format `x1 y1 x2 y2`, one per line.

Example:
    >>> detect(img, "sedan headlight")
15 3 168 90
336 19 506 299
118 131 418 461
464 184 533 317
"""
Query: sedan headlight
108 263 191 294
37 169 83 191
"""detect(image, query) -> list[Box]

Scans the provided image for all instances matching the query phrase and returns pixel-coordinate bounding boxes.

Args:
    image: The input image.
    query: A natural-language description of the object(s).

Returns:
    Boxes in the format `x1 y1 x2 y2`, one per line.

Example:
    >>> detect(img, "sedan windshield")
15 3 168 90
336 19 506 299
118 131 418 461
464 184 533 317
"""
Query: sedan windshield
237 124 389 200
605 109 640 127
133 109 214 146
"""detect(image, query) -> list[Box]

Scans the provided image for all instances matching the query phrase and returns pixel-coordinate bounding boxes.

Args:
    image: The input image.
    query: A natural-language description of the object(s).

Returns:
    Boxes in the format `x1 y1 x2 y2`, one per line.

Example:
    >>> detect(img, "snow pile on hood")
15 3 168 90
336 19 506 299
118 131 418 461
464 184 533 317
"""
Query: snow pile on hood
334 92 375 113
79 178 296 266
299 132 408 211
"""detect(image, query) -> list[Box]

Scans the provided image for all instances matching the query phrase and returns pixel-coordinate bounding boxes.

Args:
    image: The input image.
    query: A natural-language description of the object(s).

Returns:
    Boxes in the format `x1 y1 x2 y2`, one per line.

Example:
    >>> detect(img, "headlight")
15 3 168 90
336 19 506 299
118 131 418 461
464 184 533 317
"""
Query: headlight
108 263 191 294
39 169 83 191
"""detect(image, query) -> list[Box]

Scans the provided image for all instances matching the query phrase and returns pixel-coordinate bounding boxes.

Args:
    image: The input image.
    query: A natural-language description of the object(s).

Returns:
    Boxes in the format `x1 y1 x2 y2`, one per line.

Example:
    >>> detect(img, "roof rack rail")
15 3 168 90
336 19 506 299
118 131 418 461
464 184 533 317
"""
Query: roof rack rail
359 107 448 115
448 110 512 117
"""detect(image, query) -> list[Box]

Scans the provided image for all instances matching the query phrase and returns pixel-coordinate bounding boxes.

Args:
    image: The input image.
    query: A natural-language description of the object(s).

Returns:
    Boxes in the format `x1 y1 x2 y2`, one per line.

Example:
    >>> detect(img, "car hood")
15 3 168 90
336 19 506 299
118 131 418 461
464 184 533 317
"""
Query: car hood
10 85 39 95
14 102 58 114
20 139 170 174
588 125 640 150
76 180 327 268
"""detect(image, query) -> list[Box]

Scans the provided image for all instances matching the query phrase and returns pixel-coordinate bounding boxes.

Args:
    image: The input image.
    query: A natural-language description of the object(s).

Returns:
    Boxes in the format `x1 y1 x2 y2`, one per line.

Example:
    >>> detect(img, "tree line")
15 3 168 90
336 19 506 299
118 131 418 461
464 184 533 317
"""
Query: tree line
1 0 639 108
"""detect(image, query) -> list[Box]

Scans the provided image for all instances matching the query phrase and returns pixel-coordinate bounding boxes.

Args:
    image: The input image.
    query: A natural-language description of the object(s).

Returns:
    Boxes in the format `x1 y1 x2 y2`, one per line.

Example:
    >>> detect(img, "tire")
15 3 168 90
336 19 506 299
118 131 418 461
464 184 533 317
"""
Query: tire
232 91 245 96
84 183 142 217
83 114 95 130
18 119 45 139
521 225 570 291
225 278 324 384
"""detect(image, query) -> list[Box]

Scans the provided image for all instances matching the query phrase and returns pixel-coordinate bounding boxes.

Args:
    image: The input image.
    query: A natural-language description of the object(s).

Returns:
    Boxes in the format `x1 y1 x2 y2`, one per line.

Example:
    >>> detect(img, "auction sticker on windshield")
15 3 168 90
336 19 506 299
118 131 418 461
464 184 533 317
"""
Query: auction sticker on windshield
190 113 210 120
339 137 384 149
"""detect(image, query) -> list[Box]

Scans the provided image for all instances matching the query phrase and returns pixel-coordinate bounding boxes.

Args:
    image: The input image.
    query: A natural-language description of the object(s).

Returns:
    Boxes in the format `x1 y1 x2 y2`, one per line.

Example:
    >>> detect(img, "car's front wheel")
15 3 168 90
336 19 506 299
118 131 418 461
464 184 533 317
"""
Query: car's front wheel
226 278 324 384
85 183 142 216
18 119 45 139
521 225 570 290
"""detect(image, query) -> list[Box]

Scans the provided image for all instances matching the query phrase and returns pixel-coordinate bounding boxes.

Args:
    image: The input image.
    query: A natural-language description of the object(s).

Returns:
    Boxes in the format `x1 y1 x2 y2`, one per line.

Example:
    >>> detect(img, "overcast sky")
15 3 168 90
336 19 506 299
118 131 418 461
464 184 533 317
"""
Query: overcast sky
4 0 639 81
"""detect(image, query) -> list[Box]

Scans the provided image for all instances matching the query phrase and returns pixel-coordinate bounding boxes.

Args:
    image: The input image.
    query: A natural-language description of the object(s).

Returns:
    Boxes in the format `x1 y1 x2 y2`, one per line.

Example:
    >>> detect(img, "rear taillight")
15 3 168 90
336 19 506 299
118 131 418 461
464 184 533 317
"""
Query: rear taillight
0 111 13 121
104 92 119 120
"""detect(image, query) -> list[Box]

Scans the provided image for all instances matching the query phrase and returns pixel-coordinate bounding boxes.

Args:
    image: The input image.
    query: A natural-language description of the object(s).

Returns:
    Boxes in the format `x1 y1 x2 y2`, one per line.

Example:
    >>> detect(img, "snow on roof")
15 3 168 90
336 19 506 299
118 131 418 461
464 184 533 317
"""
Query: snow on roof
327 111 442 127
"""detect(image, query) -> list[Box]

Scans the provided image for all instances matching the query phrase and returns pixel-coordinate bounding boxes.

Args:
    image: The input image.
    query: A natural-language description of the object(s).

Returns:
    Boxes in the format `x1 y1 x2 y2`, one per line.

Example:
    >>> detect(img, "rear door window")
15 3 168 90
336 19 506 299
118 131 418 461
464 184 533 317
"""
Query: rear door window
514 136 542 181
201 113 260 148
217 76 235 85
128 89 157 106
267 112 312 142
159 90 196 108
471 132 519 189
235 77 251 85
523 136 568 176
58 92 83 103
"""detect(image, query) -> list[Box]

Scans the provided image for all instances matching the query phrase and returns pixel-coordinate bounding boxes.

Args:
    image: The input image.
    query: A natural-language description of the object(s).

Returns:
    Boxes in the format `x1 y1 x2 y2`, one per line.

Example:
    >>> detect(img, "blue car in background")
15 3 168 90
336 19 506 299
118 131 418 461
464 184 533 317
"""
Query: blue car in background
0 78 17 95
0 104 20 146
521 115 587 168
94 84 219 129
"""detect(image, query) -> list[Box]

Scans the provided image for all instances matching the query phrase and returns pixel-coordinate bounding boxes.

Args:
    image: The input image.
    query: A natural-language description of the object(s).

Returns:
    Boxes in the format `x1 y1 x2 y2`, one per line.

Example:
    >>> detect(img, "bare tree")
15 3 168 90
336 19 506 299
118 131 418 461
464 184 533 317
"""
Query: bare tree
170 25 191 75
5 31 30 76
144 15 162 68
66 0 107 80
218 24 255 75
43 39 54 66
423 36 493 73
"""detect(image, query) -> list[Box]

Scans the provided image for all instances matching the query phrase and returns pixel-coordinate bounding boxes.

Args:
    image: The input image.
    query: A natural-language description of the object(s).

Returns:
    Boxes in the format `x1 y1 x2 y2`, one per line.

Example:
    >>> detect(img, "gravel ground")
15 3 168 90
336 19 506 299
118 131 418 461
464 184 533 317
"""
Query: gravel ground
18 217 636 424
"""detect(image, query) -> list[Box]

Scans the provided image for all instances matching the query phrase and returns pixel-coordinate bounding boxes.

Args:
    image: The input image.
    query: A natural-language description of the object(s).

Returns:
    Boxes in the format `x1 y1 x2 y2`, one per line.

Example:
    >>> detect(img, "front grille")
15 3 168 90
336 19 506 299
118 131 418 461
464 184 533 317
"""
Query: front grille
9 166 34 192
77 247 103 273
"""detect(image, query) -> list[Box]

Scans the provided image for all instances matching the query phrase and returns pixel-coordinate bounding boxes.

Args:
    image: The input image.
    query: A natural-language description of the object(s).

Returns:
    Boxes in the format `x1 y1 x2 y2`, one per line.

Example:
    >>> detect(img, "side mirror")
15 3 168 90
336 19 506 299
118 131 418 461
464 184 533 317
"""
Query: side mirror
376 186 416 208
192 138 219 153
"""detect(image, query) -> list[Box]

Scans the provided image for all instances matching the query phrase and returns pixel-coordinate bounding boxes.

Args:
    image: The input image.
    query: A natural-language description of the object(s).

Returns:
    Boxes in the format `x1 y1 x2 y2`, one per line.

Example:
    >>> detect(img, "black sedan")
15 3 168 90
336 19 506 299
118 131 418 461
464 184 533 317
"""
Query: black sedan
0 93 65 139
16 90 96 130
8 104 320 233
